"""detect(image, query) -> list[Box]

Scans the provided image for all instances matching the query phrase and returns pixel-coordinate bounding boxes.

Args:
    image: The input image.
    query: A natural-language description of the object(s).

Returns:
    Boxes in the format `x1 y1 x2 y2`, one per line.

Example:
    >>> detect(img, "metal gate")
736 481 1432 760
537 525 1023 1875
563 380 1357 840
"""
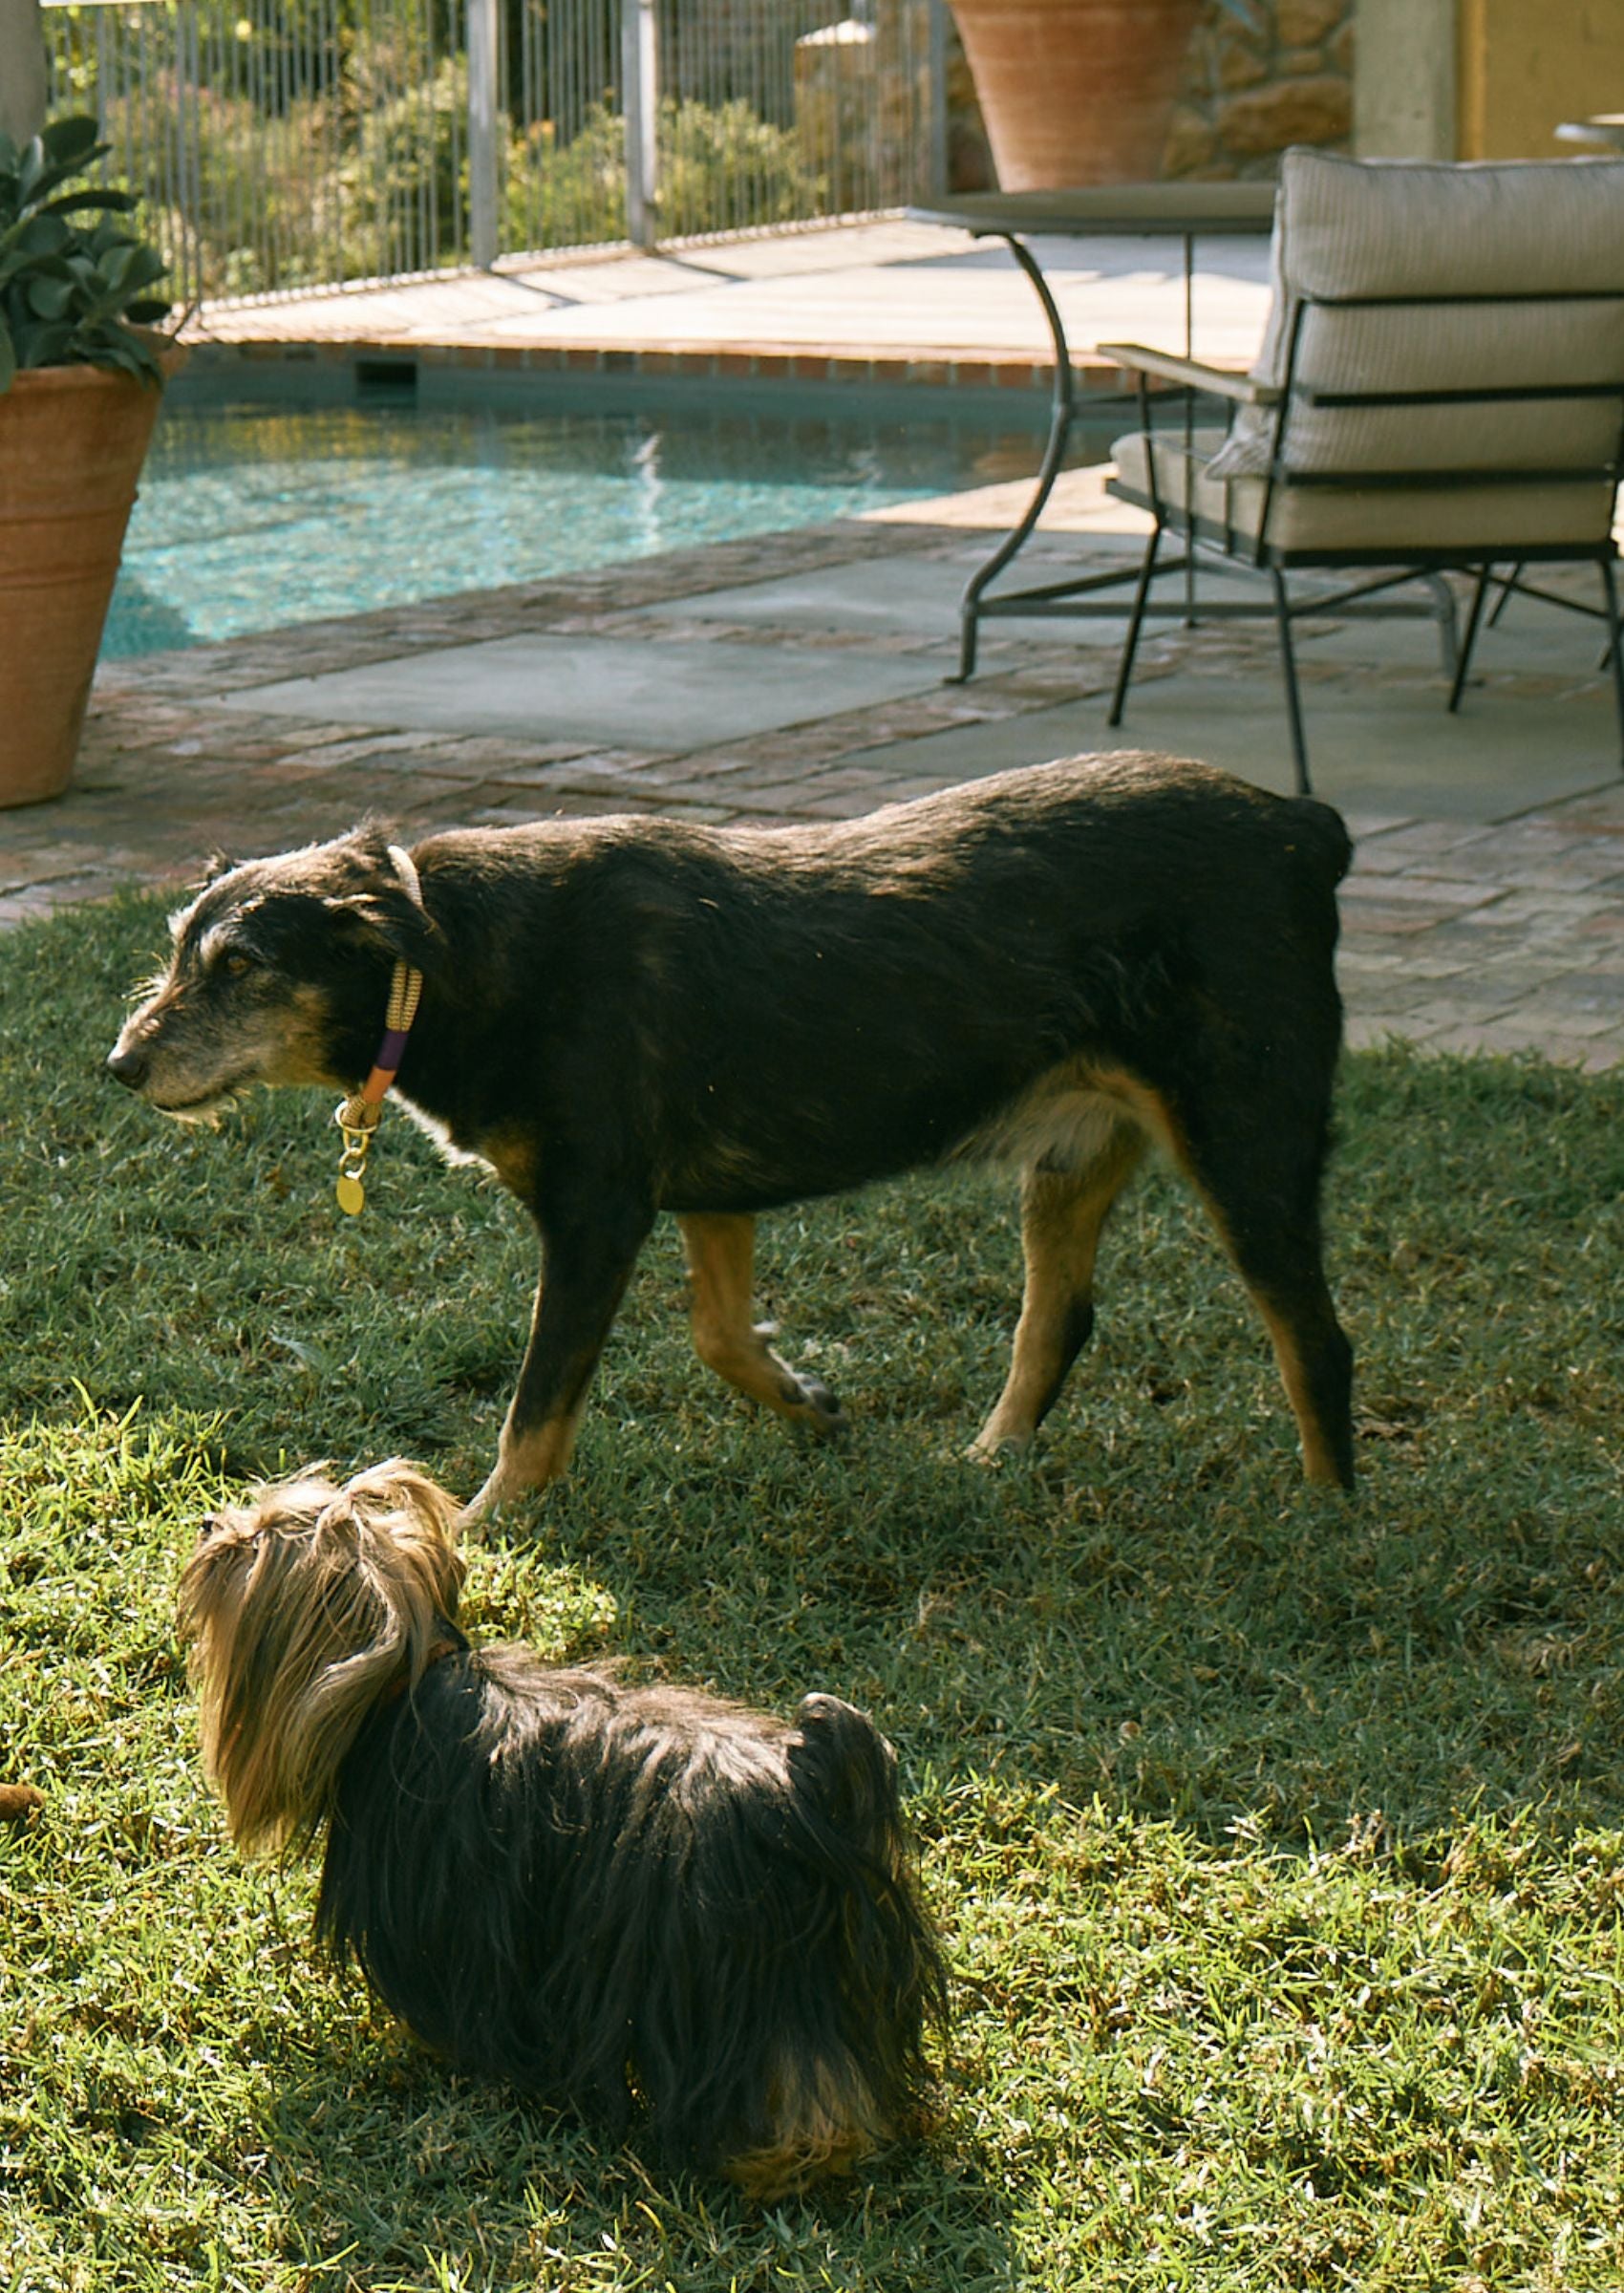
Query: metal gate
43 0 945 306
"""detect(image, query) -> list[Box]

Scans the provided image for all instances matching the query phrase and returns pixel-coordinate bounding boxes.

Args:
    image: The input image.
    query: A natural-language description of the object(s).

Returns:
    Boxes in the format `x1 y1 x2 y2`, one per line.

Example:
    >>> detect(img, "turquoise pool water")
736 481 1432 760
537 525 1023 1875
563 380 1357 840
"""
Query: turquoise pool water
105 396 1070 658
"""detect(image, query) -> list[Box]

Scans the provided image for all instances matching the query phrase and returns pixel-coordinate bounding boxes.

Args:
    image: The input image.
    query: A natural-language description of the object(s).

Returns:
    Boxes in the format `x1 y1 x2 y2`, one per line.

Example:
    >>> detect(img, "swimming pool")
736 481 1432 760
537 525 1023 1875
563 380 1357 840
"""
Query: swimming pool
106 396 1094 658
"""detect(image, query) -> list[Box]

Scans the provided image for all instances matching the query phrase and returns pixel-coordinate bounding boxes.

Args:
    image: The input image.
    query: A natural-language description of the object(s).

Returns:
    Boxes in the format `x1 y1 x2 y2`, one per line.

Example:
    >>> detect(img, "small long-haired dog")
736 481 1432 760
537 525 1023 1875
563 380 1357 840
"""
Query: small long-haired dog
111 753 1355 1516
179 1460 948 2196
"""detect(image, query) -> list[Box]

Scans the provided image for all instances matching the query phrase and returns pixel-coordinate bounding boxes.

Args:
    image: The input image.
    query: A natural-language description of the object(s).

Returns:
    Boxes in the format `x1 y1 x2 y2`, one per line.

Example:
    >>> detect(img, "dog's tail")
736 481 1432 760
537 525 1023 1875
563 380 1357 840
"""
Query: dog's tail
789 1692 909 1860
787 1691 950 2060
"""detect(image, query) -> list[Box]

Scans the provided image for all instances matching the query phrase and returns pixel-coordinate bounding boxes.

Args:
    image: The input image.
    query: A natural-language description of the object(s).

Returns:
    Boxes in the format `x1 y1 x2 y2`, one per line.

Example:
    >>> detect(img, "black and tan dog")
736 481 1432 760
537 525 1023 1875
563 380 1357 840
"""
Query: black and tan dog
109 753 1355 1516
180 1460 946 2195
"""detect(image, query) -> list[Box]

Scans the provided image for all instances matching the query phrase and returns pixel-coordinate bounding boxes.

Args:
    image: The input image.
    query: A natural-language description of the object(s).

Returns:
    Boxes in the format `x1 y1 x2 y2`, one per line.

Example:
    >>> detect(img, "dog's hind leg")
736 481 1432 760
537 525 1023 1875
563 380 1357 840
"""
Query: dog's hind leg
1206 1189 1353 1488
1252 1272 1354 1488
679 1212 844 1437
969 1117 1147 1458
1152 1082 1354 1489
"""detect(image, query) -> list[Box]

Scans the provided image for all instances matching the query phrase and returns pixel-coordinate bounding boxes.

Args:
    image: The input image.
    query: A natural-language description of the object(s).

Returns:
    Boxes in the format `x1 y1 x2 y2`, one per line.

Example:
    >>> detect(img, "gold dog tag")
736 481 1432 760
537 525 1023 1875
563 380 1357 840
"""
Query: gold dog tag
333 1096 378 1218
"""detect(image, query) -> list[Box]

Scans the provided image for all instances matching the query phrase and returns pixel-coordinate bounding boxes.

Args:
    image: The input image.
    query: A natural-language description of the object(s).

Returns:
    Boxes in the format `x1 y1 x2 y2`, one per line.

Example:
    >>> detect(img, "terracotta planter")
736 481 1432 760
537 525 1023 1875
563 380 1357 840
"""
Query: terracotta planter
950 0 1204 191
0 343 182 808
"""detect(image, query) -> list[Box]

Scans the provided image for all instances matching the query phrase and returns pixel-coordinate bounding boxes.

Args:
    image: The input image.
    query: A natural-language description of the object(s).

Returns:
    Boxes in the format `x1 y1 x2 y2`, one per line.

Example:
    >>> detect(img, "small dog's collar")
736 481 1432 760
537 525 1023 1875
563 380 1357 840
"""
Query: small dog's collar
333 846 426 1218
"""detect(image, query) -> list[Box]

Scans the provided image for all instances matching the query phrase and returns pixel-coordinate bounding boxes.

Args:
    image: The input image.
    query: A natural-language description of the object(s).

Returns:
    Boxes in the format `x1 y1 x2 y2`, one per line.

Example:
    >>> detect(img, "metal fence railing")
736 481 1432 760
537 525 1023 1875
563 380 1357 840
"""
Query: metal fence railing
42 0 946 307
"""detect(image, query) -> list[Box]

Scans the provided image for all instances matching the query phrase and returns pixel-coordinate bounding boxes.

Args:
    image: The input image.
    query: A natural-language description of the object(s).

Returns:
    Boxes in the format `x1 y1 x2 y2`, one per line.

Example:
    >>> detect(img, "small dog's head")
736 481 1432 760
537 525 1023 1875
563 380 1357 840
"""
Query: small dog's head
107 825 439 1118
178 1459 464 1854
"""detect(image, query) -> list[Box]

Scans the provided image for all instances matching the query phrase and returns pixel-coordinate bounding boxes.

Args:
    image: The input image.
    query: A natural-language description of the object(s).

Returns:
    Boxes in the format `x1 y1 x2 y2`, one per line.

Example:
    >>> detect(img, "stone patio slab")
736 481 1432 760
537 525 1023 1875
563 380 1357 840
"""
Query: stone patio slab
836 667 1620 825
633 546 1148 646
193 220 1274 367
218 632 948 750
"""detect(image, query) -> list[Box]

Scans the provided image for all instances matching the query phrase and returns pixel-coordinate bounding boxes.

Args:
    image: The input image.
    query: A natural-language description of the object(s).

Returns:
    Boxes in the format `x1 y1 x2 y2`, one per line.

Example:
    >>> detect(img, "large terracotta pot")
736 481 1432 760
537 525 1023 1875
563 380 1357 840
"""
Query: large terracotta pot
0 343 182 808
950 0 1205 191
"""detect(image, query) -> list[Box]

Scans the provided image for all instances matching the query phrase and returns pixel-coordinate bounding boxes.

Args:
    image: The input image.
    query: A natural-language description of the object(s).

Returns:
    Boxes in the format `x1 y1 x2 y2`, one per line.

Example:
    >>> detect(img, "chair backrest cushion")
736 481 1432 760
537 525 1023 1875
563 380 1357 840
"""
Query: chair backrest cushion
1206 148 1624 488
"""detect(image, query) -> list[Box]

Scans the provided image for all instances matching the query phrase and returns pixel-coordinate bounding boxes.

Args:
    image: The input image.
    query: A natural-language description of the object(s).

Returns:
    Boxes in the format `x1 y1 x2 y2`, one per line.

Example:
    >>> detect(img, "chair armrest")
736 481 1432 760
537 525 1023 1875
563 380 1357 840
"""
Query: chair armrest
1097 343 1279 405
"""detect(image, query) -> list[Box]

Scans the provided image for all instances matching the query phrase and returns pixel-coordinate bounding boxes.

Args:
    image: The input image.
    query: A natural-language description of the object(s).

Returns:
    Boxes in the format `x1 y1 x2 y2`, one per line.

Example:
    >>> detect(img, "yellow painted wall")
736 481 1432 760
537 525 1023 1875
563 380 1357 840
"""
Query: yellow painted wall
1458 0 1624 158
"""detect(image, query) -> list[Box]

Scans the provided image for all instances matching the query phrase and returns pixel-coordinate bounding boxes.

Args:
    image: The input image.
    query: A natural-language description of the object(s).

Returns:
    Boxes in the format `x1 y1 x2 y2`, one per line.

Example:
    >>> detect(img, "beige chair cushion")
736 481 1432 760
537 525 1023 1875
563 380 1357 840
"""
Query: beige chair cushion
1111 428 1618 555
1207 147 1624 486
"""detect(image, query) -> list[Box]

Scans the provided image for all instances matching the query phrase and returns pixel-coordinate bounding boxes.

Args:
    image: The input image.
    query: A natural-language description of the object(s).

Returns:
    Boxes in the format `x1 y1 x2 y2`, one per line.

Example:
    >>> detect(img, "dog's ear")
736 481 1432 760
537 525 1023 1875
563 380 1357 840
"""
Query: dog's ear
324 830 444 978
180 849 241 904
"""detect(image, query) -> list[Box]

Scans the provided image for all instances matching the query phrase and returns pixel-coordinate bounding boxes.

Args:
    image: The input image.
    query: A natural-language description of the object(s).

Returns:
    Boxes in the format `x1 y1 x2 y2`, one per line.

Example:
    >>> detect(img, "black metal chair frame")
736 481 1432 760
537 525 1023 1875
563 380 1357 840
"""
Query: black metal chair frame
1102 287 1624 795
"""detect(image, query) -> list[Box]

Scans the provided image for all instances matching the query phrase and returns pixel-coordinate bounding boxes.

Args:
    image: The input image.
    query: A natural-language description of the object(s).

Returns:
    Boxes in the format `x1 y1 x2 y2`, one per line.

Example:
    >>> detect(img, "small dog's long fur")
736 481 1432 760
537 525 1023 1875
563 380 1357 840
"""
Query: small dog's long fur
112 753 1355 1514
179 1461 948 2196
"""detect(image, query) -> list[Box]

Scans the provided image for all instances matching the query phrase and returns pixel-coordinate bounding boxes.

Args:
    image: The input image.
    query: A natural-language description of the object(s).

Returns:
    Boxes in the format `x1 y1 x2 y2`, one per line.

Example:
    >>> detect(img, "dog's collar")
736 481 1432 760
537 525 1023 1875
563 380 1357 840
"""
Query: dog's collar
333 846 426 1217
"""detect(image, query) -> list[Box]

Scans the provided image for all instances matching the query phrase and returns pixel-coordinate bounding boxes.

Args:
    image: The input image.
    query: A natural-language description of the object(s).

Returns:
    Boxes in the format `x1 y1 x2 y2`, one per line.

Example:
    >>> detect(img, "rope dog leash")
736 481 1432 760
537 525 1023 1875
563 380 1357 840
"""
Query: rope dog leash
333 846 426 1218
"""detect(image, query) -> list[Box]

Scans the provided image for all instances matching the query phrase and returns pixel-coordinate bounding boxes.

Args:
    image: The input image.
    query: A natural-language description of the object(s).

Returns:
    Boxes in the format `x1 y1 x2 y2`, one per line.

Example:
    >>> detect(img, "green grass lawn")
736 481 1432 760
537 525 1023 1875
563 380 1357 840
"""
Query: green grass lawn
3 891 1622 2291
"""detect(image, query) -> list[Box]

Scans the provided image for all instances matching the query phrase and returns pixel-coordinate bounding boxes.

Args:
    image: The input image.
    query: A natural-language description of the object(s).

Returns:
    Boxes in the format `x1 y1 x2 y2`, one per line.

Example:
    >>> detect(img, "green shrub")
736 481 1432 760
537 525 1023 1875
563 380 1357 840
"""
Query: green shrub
657 95 821 235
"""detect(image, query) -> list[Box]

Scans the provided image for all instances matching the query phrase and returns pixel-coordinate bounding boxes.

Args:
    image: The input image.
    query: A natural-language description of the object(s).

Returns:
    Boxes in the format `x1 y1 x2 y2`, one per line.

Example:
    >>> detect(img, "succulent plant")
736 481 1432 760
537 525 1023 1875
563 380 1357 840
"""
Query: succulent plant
0 115 172 392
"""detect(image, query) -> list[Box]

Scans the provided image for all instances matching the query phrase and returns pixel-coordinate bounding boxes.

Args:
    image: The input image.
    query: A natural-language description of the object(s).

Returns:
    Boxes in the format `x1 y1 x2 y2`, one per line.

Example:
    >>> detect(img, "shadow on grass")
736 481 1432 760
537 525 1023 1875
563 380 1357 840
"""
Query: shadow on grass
254 2047 1016 2293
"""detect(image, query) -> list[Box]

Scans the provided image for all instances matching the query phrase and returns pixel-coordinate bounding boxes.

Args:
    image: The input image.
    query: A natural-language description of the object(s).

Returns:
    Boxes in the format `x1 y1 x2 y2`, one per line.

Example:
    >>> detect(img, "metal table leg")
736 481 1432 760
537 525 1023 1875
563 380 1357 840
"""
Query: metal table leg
952 233 1077 681
952 226 1206 680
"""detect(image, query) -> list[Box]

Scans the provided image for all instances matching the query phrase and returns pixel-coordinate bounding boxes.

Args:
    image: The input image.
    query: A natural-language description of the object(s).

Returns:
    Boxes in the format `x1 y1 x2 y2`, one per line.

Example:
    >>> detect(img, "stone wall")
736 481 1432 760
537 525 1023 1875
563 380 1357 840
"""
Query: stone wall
946 0 1356 191
1165 0 1354 179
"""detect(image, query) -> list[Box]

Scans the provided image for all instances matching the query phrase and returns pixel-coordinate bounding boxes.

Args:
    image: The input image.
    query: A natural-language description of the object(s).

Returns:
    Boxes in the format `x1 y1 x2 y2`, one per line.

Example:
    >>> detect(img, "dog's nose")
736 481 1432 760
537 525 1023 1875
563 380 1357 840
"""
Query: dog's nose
105 1041 150 1090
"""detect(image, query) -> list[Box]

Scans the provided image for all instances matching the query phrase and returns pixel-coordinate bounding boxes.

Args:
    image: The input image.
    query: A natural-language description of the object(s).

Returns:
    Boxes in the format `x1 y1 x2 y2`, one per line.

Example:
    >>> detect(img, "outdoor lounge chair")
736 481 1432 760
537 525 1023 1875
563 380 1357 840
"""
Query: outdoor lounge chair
1100 147 1624 793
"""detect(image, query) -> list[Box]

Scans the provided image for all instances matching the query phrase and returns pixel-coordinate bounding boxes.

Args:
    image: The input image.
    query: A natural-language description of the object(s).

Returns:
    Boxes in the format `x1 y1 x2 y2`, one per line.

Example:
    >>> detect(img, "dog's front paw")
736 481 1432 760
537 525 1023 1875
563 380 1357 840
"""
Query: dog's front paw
457 1480 502 1537
460 1419 580 1533
965 1425 1033 1466
459 1462 540 1537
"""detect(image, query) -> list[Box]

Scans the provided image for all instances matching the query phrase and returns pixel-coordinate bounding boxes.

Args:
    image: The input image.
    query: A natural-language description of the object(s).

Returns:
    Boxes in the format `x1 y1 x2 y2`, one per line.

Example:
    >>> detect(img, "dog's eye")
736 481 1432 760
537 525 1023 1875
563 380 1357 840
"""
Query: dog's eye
220 952 256 979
